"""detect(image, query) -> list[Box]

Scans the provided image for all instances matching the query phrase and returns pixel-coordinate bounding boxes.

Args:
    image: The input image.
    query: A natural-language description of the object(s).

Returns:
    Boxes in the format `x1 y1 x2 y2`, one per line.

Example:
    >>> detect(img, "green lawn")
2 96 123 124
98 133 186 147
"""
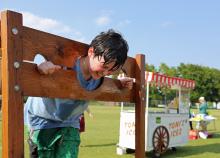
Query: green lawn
0 103 220 158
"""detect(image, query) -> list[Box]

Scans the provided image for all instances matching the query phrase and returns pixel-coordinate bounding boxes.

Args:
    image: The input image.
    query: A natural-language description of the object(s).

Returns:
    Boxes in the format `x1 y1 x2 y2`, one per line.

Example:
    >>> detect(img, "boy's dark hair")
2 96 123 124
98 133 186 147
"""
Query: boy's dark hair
90 29 128 71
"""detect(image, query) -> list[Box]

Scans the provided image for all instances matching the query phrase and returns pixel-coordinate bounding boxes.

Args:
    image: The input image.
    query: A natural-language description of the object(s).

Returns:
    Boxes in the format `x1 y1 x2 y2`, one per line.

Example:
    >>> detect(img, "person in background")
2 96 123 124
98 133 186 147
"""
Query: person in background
196 97 209 139
189 103 194 130
79 107 93 133
198 97 208 115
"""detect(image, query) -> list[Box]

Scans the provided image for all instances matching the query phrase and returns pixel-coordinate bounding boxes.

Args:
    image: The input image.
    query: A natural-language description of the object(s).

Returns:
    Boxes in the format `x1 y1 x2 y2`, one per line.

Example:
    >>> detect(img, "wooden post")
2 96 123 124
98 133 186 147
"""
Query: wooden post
0 20 2 93
0 20 1 48
135 54 146 158
1 10 24 158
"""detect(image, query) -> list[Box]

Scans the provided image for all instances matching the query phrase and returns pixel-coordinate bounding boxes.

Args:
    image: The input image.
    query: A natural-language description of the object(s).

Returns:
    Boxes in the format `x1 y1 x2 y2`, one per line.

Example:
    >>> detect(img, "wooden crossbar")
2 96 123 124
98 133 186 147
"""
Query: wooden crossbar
20 62 135 102
21 26 136 77
1 10 146 158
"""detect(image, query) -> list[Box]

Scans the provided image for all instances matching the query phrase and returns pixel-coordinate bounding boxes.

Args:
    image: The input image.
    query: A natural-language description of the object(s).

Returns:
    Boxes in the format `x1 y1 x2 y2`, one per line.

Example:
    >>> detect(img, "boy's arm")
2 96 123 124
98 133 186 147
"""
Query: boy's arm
34 54 61 75
118 74 135 90
38 61 61 75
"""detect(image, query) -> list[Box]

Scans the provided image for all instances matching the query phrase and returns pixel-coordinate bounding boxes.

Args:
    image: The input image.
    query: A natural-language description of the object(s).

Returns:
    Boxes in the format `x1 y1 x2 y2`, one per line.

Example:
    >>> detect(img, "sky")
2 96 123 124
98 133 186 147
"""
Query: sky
1 0 220 70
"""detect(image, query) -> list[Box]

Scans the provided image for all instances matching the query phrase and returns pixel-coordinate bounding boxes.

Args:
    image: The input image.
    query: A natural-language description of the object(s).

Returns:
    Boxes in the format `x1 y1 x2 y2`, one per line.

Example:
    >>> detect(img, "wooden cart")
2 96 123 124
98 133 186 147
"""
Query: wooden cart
117 72 195 157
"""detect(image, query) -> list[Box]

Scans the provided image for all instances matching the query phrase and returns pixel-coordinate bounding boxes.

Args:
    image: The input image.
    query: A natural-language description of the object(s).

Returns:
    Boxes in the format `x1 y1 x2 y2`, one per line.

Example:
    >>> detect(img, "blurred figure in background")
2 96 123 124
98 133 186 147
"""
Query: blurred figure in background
198 97 208 115
79 107 93 133
196 96 209 139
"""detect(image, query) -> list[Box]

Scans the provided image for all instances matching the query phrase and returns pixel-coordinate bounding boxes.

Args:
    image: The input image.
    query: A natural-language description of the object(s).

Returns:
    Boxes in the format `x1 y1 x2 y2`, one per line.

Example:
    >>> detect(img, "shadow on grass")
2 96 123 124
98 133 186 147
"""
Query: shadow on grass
146 133 220 158
212 133 220 138
126 134 220 158
81 143 116 148
160 143 220 158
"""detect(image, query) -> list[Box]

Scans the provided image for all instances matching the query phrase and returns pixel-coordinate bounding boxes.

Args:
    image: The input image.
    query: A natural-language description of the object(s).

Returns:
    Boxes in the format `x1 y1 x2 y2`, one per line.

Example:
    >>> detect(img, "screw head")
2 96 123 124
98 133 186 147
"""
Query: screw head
14 62 20 69
12 28 18 35
14 85 20 91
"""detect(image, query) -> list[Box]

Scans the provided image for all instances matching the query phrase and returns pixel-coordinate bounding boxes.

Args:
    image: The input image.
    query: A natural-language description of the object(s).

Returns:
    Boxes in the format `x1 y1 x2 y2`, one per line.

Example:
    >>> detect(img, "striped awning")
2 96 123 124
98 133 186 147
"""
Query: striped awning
146 72 195 89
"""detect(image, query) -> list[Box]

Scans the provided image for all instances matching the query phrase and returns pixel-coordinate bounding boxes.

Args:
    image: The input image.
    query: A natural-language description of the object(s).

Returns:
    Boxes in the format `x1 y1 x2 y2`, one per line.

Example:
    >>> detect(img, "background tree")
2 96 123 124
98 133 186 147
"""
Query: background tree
146 62 220 106
177 63 220 103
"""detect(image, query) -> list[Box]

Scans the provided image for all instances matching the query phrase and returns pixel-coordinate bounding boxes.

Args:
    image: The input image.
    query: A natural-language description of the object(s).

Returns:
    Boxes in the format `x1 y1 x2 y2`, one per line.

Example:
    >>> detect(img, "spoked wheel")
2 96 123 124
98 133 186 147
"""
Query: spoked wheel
152 126 170 155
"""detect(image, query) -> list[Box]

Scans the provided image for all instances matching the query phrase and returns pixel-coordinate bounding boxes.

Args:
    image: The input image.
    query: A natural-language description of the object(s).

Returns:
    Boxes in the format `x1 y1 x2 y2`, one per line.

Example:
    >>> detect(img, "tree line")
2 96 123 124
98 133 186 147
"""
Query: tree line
146 63 220 103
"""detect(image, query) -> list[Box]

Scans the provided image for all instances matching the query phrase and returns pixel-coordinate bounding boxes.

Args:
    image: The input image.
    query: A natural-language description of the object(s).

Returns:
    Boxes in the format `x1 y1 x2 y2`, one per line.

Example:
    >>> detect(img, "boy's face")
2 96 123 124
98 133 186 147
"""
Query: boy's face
88 47 116 79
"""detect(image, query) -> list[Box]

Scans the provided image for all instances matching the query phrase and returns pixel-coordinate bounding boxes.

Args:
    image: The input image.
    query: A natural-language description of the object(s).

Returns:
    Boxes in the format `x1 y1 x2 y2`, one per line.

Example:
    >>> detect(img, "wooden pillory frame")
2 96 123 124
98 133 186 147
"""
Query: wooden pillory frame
0 10 146 158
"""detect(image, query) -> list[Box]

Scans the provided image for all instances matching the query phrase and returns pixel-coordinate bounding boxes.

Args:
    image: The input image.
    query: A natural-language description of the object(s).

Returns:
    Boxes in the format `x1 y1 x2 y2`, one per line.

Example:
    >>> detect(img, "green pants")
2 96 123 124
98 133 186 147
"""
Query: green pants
29 127 80 158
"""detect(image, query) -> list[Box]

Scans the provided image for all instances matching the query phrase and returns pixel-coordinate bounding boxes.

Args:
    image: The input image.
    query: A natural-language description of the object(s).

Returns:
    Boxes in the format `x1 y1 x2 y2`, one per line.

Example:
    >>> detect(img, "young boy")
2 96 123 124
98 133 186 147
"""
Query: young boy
24 29 133 158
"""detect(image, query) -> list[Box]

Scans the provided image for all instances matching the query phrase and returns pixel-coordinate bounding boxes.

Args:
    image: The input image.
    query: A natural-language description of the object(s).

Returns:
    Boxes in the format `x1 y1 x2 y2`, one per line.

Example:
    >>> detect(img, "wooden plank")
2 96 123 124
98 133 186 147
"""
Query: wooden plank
0 20 2 93
0 20 2 94
0 20 1 48
0 57 1 93
20 62 135 102
22 26 89 67
123 57 136 78
21 26 135 77
135 54 146 158
1 10 24 158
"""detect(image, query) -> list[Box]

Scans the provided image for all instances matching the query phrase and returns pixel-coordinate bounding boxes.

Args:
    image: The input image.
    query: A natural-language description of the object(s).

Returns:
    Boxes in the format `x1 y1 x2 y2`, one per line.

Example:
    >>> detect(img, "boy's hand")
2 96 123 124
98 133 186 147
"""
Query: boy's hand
38 61 61 75
118 76 135 90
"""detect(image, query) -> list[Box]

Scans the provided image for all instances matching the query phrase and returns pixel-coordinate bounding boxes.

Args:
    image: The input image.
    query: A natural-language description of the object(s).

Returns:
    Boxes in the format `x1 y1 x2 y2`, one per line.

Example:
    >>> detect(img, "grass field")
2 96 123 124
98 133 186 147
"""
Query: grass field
0 102 220 158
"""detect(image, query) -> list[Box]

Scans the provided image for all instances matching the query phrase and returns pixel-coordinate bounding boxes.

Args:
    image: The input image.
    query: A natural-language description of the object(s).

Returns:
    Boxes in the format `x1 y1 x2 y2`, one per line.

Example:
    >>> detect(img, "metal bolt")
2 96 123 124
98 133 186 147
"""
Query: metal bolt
12 27 18 35
14 62 20 69
14 85 20 91
142 85 145 89
142 97 145 101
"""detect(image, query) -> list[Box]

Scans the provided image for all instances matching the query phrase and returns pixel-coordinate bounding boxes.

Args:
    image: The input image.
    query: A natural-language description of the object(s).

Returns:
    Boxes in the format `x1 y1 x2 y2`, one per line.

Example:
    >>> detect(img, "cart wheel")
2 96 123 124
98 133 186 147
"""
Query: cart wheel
152 126 169 154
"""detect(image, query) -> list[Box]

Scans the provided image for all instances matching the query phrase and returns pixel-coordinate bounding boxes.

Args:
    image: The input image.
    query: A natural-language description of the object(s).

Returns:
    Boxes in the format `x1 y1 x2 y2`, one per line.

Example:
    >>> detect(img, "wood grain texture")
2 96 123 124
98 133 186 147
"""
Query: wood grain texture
0 20 1 48
22 26 88 67
0 20 2 92
21 26 136 77
20 62 135 102
135 54 146 158
1 10 24 158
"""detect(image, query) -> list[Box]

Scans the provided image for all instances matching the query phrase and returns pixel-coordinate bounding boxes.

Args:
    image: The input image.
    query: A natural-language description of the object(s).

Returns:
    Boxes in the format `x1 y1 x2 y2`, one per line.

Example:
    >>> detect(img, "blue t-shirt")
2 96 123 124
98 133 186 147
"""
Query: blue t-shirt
24 58 103 130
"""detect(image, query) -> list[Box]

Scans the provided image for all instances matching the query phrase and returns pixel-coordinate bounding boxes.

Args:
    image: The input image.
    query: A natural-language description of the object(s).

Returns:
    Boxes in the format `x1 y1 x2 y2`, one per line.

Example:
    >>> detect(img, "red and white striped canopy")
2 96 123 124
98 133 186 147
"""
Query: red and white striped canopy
146 72 195 89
